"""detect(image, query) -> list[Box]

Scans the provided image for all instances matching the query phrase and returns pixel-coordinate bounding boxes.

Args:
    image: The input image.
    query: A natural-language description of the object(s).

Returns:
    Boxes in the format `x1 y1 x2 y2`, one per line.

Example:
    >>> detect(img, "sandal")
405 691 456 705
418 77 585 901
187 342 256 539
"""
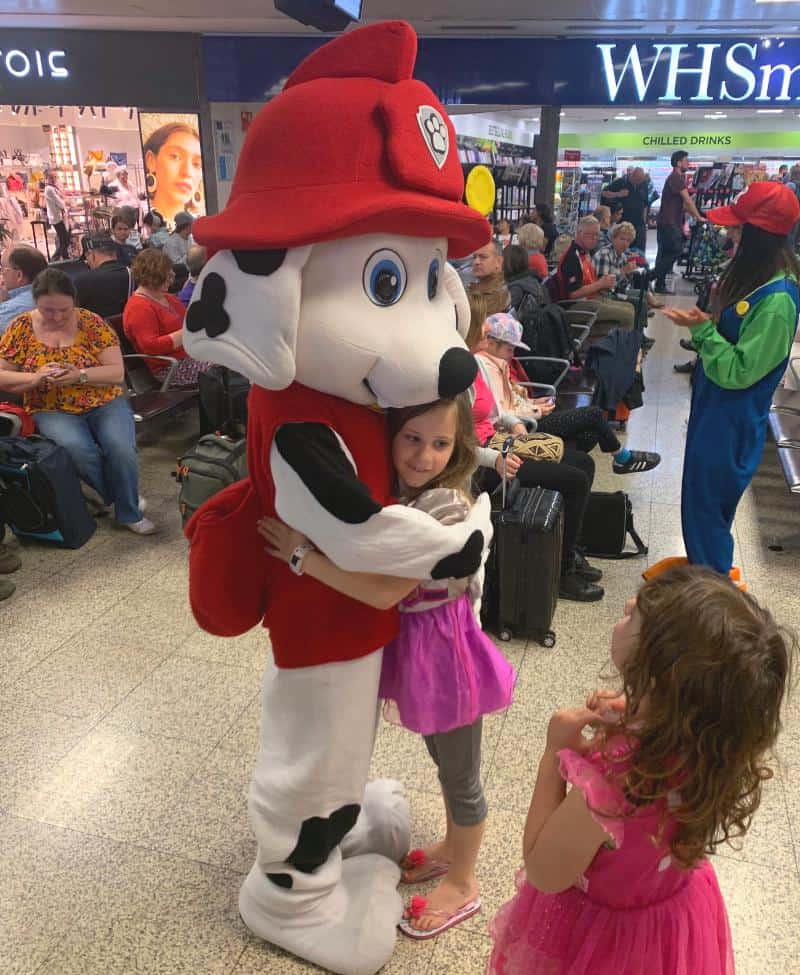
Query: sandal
398 893 482 940
399 848 450 885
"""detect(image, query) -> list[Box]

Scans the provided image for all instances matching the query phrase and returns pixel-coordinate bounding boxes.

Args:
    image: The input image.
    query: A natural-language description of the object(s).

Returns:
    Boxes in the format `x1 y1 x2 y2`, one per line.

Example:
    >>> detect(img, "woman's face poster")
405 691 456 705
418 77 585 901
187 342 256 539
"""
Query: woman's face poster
139 112 206 228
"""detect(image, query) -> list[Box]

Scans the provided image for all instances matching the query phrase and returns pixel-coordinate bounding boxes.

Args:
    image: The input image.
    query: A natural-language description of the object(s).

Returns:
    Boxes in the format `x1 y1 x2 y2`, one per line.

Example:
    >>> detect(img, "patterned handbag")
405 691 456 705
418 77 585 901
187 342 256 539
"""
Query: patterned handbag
488 431 564 464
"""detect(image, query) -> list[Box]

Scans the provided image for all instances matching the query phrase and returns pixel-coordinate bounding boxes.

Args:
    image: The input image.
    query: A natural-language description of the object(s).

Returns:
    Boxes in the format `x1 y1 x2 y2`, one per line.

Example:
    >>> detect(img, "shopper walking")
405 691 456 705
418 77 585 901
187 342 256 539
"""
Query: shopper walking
653 151 705 293
601 166 649 252
663 181 800 574
44 171 71 261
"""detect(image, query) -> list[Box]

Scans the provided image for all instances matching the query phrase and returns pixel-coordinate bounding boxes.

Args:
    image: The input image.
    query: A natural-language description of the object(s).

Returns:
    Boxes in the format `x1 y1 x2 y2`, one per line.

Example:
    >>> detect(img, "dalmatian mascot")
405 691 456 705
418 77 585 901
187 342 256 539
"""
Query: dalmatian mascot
183 21 491 975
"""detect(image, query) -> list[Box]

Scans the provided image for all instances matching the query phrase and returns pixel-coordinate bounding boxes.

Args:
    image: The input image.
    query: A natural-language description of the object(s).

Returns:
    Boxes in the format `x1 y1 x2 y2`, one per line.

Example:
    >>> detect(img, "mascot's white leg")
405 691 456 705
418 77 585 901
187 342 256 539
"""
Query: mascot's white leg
239 651 409 975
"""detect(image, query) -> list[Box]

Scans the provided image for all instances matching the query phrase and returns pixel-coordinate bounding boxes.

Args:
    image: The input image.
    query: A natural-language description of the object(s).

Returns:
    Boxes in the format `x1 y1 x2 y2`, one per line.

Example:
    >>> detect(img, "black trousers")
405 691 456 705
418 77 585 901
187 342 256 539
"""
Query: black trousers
633 222 647 253
479 447 595 566
653 224 683 288
52 221 70 260
537 406 621 455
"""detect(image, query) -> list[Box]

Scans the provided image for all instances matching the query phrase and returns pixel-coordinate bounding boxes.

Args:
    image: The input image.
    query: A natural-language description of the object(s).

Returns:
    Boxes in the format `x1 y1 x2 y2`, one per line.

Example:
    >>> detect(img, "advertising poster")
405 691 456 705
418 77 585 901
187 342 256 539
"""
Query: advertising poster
138 112 206 228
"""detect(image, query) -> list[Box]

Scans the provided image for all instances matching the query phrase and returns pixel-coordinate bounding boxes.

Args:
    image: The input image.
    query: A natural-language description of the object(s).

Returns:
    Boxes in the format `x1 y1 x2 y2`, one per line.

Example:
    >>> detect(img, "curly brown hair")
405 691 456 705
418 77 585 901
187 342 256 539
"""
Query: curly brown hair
132 248 174 290
612 565 794 868
387 393 478 501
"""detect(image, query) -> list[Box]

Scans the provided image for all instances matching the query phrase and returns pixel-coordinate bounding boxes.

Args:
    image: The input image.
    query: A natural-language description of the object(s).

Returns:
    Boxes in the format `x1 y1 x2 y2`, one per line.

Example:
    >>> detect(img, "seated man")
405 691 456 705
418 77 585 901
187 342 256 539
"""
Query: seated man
468 240 509 309
177 245 207 307
110 214 138 267
557 215 635 339
0 245 47 335
73 234 132 319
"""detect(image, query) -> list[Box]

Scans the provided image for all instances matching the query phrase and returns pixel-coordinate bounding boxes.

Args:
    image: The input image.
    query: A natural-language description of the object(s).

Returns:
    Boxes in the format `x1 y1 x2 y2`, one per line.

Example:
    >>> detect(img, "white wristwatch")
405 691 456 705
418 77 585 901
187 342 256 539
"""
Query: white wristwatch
289 543 314 576
79 369 88 384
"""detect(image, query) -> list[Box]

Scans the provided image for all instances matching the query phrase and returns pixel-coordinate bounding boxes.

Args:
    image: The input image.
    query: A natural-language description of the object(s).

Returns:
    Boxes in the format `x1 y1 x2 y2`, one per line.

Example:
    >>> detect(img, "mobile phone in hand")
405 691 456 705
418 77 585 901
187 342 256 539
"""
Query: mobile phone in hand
47 366 68 378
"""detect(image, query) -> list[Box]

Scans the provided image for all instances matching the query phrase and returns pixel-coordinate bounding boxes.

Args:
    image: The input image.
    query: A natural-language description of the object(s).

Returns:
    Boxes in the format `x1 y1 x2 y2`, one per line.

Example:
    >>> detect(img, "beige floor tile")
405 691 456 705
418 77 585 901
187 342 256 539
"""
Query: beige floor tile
178 624 271 674
716 771 796 872
778 766 800 876
102 653 258 742
428 927 493 973
8 727 210 845
0 705 96 809
147 746 256 871
713 854 800 975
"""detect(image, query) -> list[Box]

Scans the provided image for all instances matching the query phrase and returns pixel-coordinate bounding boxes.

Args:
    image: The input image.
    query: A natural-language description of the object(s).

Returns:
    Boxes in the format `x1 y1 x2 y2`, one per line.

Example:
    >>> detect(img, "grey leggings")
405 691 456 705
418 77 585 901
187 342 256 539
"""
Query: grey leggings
423 718 487 827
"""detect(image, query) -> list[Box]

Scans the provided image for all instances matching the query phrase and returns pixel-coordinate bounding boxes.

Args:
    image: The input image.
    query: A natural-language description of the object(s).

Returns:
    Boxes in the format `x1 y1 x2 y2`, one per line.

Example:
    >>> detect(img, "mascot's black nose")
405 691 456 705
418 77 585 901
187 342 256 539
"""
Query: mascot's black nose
438 347 478 398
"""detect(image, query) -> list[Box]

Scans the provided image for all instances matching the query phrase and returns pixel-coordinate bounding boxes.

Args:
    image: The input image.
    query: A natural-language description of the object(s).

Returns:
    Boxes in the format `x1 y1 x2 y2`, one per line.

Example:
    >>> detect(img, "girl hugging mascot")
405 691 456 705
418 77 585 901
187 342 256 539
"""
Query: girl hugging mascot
183 21 493 975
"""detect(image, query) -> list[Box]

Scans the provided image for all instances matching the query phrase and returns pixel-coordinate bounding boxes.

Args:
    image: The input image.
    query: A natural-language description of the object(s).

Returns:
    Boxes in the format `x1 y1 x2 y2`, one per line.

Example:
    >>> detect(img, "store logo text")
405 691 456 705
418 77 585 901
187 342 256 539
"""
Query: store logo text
598 42 800 103
0 48 69 80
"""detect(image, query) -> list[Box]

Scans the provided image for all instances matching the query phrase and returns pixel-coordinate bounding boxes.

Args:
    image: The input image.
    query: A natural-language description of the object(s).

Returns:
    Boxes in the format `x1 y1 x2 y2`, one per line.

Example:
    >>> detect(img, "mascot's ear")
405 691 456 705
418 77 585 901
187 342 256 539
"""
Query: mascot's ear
443 262 471 340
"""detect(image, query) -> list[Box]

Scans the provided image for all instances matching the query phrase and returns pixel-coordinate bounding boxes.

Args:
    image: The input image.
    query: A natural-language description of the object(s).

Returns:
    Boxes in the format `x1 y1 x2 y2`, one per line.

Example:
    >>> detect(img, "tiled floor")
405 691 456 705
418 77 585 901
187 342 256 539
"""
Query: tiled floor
3 283 800 975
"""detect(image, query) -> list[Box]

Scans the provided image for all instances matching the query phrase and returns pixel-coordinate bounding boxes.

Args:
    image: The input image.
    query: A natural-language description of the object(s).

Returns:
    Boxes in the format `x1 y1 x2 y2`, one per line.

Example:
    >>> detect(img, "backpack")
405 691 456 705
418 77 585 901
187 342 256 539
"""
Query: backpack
174 434 248 526
0 435 96 548
515 296 576 385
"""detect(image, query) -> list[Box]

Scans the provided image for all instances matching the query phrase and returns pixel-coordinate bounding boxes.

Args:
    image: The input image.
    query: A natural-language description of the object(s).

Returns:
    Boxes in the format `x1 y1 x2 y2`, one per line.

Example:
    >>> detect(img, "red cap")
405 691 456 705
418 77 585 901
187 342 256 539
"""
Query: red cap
194 21 490 258
707 180 800 236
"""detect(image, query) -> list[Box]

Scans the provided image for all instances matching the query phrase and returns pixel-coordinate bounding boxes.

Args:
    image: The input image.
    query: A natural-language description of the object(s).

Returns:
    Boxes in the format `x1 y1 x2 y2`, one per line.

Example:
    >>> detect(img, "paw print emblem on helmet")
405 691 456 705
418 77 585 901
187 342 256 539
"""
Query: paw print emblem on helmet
416 105 449 170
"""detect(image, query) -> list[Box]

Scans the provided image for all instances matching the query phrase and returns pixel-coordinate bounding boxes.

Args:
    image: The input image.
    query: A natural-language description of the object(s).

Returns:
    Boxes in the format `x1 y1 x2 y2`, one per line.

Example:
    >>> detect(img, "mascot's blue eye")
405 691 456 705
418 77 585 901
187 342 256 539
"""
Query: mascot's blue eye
363 249 407 307
427 258 440 300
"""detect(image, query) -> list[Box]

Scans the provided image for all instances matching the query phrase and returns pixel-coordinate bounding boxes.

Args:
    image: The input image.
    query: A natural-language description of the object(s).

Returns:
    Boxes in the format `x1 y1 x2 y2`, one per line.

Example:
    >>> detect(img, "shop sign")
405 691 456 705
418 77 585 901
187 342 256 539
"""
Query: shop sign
487 124 513 141
0 47 68 80
598 42 800 105
559 130 800 152
563 149 581 161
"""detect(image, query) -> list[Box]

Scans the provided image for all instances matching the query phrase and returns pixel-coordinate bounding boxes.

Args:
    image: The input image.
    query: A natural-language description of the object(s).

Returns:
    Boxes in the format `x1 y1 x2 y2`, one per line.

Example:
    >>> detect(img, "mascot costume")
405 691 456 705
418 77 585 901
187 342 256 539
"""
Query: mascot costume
183 21 492 975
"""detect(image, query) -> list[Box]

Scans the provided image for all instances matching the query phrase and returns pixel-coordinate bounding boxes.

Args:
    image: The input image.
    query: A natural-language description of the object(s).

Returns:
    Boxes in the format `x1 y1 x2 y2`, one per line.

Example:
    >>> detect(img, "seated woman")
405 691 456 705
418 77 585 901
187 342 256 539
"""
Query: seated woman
123 248 206 387
503 244 548 314
467 295 602 603
478 311 661 475
0 268 156 535
515 224 548 280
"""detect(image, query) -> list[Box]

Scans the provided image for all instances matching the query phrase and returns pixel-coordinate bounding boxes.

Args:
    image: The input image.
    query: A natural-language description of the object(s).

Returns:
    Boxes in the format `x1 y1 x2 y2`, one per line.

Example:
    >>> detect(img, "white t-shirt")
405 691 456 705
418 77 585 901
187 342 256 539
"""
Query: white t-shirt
44 184 66 224
162 233 192 265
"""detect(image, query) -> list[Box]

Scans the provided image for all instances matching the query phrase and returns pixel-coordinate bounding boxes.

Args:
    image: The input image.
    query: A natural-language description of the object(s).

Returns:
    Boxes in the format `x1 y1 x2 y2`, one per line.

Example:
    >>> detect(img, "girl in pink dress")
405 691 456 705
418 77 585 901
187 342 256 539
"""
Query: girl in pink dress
488 563 793 975
258 394 515 942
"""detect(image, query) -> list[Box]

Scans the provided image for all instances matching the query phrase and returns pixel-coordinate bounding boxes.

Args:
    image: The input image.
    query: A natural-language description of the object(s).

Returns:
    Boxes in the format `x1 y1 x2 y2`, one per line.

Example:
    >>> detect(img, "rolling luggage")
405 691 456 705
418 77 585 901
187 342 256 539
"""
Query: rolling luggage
198 365 249 437
482 437 564 648
0 436 96 548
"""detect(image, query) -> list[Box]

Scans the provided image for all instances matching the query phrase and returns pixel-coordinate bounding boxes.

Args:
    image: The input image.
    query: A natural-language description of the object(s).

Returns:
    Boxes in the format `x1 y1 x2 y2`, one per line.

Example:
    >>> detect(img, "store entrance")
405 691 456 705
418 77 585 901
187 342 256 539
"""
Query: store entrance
0 105 207 262
0 105 149 261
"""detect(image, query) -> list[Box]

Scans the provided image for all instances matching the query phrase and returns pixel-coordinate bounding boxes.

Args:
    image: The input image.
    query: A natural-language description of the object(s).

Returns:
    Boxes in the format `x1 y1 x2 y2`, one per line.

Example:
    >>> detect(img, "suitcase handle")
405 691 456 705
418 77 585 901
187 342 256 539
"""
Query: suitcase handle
500 435 517 511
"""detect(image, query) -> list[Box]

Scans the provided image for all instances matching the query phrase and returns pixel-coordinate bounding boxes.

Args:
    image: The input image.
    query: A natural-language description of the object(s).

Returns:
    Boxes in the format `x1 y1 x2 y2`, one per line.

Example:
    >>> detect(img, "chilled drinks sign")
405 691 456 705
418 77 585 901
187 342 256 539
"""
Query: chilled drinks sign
598 42 800 104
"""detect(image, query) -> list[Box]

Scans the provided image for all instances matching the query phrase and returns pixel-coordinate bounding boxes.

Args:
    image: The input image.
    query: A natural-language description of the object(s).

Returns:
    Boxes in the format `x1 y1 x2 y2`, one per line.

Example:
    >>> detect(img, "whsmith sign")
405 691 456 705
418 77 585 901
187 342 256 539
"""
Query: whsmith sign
203 35 800 109
598 42 800 104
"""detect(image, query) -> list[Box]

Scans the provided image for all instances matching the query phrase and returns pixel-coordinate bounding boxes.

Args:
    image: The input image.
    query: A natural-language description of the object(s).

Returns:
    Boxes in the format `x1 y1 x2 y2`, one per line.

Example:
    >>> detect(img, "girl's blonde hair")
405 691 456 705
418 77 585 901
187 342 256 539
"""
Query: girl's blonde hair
387 393 478 501
517 222 545 252
612 564 794 868
466 291 489 351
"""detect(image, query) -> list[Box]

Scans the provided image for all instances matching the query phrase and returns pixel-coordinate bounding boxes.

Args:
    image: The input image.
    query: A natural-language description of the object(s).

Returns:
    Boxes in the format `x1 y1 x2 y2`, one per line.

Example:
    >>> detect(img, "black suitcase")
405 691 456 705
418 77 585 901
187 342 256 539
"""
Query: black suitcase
482 439 564 648
198 366 250 437
0 435 96 549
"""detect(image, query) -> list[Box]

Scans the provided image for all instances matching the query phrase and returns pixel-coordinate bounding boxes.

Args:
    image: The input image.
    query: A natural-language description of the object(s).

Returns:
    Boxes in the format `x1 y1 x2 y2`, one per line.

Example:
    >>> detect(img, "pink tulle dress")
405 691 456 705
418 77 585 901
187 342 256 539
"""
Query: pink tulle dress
488 746 735 975
378 487 515 736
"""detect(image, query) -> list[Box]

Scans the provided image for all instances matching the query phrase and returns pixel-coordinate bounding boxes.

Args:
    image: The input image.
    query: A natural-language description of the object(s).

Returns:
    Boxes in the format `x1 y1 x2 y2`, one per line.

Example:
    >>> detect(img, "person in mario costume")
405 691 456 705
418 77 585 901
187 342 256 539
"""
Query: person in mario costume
182 20 493 975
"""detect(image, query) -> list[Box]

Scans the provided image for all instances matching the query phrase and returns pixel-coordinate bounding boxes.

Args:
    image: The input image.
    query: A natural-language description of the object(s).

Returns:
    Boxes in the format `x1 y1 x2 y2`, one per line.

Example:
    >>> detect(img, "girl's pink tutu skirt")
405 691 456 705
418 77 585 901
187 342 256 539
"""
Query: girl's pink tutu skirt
378 592 515 736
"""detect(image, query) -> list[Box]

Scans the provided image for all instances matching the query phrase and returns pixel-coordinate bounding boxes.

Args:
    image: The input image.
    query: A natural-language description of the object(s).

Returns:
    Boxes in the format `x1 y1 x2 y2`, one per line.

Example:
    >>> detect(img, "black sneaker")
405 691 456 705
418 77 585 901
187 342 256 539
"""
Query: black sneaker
641 335 656 350
612 450 661 474
559 570 604 602
674 360 695 374
679 337 695 352
653 284 671 295
574 549 603 582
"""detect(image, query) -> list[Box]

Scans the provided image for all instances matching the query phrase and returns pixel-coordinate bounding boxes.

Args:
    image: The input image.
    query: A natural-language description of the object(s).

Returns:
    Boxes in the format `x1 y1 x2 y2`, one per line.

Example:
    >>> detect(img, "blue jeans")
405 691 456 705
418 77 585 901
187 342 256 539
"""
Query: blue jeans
34 396 142 524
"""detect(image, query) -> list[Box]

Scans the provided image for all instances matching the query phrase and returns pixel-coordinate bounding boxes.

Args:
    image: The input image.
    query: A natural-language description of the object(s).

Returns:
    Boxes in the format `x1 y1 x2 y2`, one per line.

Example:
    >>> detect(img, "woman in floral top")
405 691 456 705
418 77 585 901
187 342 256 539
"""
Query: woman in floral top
0 268 156 535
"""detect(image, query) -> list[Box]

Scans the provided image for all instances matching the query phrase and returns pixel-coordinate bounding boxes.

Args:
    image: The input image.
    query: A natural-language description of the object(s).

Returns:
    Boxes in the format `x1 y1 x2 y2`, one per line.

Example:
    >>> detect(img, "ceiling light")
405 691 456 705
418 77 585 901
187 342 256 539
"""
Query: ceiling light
757 108 784 113
657 110 682 116
560 112 565 117
614 114 637 121
704 113 728 119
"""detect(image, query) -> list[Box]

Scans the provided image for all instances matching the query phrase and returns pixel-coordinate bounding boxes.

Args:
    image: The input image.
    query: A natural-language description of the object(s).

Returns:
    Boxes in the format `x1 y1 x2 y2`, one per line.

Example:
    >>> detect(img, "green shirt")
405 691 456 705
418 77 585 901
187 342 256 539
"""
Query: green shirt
690 275 797 390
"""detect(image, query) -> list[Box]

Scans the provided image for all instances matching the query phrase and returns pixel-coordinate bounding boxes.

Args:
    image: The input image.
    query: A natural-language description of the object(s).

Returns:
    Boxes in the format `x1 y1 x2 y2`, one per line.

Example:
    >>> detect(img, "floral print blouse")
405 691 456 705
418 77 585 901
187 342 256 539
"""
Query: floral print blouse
0 308 124 414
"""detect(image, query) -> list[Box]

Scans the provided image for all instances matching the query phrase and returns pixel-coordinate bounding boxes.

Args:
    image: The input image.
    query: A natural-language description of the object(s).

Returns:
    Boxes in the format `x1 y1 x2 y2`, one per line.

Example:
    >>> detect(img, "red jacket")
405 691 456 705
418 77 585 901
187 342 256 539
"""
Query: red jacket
187 382 400 668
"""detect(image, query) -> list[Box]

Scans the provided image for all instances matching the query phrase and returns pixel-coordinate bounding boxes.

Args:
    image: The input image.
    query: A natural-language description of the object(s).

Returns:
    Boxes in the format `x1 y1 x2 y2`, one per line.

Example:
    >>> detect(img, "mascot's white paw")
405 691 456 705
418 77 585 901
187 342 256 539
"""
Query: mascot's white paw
341 778 411 862
239 853 402 975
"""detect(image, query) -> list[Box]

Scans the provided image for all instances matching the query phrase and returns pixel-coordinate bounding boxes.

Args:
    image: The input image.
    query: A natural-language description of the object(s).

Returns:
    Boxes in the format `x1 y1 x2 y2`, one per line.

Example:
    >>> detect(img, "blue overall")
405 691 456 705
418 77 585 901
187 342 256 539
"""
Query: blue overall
681 276 800 573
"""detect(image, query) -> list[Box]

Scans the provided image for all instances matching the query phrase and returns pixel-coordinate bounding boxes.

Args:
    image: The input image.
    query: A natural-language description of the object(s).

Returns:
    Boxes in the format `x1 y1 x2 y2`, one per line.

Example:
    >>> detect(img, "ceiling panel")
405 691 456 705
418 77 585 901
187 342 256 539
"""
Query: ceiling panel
0 0 800 34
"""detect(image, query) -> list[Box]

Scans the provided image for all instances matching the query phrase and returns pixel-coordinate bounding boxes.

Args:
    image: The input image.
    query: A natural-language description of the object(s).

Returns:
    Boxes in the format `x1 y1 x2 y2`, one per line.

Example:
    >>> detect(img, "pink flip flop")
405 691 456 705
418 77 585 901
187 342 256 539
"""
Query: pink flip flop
398 893 482 940
399 848 450 885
